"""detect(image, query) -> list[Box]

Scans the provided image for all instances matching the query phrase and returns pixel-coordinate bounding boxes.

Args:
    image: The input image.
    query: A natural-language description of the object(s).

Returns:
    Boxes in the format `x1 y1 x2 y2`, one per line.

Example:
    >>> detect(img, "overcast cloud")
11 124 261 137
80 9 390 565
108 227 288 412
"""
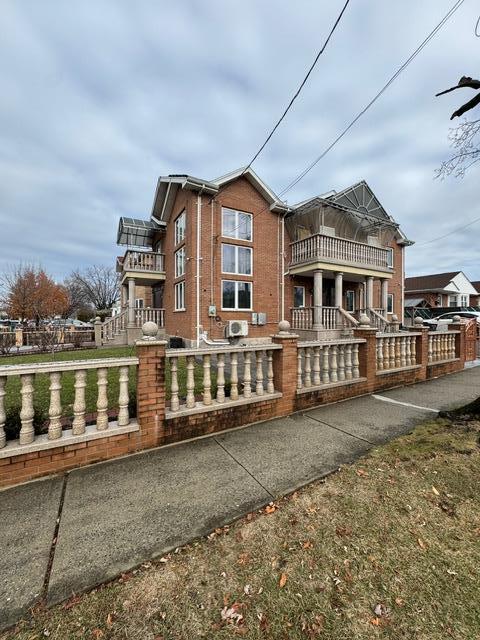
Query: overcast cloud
0 0 479 281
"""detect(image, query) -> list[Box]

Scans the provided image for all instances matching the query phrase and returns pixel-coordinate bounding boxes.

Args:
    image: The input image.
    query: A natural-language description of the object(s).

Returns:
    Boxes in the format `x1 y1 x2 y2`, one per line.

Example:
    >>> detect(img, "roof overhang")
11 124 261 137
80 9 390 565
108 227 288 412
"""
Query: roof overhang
214 167 289 213
117 217 165 247
151 175 218 223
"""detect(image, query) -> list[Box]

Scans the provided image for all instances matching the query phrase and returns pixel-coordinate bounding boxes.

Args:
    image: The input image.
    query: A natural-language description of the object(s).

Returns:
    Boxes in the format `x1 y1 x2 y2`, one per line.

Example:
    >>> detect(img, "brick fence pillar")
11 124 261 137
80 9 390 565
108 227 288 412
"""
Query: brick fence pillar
449 320 466 366
408 322 429 380
272 322 299 418
135 330 167 450
353 325 377 392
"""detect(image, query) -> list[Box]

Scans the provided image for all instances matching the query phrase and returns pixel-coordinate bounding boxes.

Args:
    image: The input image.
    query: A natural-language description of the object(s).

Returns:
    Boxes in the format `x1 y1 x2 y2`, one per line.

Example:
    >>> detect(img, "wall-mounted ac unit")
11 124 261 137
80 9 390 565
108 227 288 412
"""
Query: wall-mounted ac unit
226 320 248 338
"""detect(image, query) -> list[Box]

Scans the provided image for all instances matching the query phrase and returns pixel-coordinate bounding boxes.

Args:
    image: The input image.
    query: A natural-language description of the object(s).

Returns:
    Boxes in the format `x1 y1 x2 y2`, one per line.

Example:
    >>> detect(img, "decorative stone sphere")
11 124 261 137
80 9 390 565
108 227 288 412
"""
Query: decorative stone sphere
358 312 370 327
391 314 398 322
278 320 291 335
414 316 424 326
453 315 461 323
94 316 101 323
142 321 159 340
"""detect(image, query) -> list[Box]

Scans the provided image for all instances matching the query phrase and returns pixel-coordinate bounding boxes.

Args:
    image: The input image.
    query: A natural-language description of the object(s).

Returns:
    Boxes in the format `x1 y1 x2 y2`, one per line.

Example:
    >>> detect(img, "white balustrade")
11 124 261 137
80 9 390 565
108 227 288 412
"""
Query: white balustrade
0 357 138 450
376 333 420 372
428 332 457 364
296 339 364 390
166 345 282 414
290 234 391 270
123 250 165 273
291 306 341 330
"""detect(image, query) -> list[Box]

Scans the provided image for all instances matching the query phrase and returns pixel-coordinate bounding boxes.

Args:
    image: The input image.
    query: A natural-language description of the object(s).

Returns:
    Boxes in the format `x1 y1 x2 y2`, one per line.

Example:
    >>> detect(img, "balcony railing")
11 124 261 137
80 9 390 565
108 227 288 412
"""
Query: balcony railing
122 250 165 273
290 234 391 270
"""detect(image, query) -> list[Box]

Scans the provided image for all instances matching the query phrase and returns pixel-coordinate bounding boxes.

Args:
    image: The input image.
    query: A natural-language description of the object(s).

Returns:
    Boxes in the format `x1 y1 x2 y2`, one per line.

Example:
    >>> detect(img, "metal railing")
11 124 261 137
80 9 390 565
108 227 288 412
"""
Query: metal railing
290 234 391 270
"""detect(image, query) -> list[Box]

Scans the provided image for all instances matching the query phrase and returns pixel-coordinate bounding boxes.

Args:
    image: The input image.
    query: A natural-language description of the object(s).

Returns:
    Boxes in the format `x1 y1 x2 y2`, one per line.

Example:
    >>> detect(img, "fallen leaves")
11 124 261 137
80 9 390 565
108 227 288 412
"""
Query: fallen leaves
221 602 244 626
417 537 427 550
279 573 288 588
265 503 277 514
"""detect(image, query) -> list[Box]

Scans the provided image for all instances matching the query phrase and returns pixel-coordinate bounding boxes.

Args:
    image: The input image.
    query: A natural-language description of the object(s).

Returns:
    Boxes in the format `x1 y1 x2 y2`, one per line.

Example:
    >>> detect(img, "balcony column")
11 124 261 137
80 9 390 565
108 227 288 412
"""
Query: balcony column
334 272 343 308
312 269 323 330
381 278 389 318
366 276 374 310
127 277 136 327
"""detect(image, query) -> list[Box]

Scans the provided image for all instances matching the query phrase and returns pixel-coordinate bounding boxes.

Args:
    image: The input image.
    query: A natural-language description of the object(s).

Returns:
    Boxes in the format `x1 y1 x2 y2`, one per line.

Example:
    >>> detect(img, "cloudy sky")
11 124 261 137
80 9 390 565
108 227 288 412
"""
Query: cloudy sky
1 0 479 281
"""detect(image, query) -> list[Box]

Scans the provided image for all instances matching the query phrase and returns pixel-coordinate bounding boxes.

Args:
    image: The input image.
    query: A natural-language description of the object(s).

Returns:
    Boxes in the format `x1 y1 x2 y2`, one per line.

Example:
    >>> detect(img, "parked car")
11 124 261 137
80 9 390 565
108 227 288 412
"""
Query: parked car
423 311 480 328
48 318 94 329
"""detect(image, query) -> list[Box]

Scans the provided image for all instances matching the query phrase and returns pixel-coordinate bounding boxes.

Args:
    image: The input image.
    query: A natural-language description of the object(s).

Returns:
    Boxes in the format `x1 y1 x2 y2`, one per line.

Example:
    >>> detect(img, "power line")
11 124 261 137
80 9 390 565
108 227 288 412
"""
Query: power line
241 0 351 175
415 215 480 247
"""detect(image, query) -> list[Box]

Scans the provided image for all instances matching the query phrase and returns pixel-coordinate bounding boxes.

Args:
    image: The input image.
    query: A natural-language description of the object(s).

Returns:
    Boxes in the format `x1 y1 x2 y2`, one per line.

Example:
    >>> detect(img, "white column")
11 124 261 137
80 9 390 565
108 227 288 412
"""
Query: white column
381 279 389 317
366 276 374 309
334 272 343 308
312 270 323 330
128 277 135 326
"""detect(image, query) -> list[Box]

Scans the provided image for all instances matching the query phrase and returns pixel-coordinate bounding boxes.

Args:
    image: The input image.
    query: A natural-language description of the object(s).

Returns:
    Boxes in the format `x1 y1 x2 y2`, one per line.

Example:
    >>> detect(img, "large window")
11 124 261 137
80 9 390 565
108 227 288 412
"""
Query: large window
222 207 252 241
134 298 144 309
174 211 186 245
293 286 305 308
387 293 394 314
386 248 394 268
175 247 185 278
346 290 355 312
175 281 185 311
222 280 252 310
221 244 252 275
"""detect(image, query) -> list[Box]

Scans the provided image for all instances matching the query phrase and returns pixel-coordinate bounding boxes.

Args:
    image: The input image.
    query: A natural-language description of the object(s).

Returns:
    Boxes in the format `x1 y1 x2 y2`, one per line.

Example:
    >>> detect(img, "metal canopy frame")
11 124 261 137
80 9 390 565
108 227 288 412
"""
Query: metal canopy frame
117 217 165 248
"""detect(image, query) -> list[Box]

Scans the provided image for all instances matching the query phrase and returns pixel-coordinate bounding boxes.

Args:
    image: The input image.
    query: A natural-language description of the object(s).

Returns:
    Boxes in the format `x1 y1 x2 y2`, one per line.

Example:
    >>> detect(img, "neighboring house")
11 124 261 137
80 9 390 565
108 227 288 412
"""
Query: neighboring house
470 281 480 307
405 272 478 309
111 168 413 346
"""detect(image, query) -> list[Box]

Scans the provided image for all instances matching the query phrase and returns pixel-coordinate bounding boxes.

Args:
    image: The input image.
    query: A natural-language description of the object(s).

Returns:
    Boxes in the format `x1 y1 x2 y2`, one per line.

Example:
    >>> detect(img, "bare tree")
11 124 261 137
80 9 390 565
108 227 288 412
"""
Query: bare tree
436 76 480 178
68 265 119 311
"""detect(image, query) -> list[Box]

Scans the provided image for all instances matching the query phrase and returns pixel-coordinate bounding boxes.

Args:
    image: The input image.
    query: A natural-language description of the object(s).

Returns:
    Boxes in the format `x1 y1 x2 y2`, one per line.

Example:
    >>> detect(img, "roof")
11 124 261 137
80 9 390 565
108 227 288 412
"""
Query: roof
404 297 429 307
471 281 480 293
117 217 165 247
405 272 460 291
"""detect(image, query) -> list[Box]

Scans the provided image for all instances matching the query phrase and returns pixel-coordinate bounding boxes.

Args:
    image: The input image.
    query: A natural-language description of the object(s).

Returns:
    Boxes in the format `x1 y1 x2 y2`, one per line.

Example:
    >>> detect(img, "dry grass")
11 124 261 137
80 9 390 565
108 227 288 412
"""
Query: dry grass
4 417 480 640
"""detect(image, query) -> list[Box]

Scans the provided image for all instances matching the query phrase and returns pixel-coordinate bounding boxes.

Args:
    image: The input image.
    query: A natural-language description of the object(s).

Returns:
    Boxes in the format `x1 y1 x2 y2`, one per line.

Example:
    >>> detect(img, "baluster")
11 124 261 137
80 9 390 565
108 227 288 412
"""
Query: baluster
410 336 417 365
322 345 330 384
96 368 109 430
230 352 239 400
304 348 312 387
266 350 275 393
428 336 433 364
48 372 63 440
243 351 252 398
352 343 360 378
450 334 456 359
216 353 226 403
0 376 6 448
377 338 383 371
297 348 303 389
19 374 35 444
203 354 212 405
338 345 346 381
400 336 407 368
170 356 180 412
186 355 196 408
330 345 338 383
404 335 411 366
345 344 353 380
389 337 396 369
118 366 130 426
382 336 389 369
253 350 264 396
312 346 321 385
72 369 87 435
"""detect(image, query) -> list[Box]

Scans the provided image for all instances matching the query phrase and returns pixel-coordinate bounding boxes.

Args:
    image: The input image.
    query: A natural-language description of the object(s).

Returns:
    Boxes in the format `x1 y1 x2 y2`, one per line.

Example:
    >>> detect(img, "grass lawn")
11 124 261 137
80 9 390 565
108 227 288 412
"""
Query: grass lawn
3 413 480 639
1 347 212 440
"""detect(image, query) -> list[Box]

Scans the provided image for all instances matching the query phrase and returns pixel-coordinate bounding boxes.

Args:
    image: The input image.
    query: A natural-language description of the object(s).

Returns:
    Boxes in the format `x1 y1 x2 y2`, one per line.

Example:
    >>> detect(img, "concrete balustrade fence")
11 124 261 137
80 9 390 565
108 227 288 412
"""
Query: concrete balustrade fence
0 319 467 489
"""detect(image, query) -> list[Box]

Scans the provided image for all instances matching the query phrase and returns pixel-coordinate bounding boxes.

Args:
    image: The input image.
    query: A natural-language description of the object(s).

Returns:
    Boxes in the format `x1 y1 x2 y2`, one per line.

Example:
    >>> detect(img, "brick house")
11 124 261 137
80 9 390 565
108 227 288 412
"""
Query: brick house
111 168 413 346
470 281 480 307
405 271 478 310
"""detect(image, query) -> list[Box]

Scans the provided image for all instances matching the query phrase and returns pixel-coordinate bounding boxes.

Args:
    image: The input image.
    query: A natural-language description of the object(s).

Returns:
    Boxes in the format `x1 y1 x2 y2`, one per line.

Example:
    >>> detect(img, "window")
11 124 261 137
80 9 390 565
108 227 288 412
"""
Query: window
175 247 185 278
346 290 355 312
174 211 186 245
460 294 468 307
222 207 252 241
448 295 457 307
293 286 305 308
387 293 394 314
134 298 144 309
175 281 185 311
386 248 394 268
221 244 252 275
222 280 252 310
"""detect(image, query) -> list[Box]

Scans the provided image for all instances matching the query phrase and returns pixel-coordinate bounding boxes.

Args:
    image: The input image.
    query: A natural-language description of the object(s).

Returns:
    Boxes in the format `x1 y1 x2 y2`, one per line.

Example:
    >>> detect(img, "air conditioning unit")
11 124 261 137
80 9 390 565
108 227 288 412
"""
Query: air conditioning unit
226 319 249 338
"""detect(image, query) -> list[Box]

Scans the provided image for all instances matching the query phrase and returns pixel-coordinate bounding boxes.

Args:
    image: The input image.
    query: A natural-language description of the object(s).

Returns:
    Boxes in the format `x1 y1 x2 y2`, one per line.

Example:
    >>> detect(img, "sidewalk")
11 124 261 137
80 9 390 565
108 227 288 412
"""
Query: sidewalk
2 365 480 630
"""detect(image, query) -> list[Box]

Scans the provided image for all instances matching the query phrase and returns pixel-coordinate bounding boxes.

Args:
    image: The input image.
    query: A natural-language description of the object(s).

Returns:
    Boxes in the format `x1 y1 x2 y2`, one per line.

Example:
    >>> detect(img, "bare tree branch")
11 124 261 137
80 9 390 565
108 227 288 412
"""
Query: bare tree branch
436 75 480 96
436 118 480 179
451 91 480 120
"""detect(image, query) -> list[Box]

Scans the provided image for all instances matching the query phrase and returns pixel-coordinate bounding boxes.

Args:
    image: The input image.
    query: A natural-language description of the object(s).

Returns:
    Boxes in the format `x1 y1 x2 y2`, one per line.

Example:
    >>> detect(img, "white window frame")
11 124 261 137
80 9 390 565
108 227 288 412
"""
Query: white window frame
174 210 186 246
387 293 394 314
293 286 305 308
174 281 185 311
134 298 144 309
175 247 185 278
221 243 253 276
345 290 355 312
221 279 253 311
386 247 394 268
448 295 457 307
221 207 253 242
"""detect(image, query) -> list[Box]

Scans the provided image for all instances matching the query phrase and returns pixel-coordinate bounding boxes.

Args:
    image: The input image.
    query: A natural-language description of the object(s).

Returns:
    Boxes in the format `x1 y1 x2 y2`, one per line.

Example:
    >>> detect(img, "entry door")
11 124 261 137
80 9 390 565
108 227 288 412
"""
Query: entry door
323 280 334 307
153 284 164 308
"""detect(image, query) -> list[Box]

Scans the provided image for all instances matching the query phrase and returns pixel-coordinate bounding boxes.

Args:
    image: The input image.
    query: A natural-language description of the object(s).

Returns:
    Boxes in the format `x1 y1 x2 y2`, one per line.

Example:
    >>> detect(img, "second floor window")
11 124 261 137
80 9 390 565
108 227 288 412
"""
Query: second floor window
386 247 394 268
221 244 252 275
175 211 186 245
222 207 252 241
175 247 185 278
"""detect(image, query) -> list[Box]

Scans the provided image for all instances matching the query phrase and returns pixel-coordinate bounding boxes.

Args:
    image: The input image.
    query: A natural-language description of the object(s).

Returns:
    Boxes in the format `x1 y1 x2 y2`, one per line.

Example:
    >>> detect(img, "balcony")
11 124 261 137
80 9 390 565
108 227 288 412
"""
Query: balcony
290 234 392 273
118 250 166 283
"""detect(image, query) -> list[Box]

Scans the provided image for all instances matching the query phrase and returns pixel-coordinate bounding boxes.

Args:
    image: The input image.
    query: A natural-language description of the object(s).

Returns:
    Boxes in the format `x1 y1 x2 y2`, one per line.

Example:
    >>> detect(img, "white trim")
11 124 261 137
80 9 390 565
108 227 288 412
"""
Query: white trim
221 207 253 242
221 243 253 276
174 210 186 246
293 285 306 308
386 247 394 268
213 166 287 211
175 246 185 278
221 279 253 311
175 280 186 311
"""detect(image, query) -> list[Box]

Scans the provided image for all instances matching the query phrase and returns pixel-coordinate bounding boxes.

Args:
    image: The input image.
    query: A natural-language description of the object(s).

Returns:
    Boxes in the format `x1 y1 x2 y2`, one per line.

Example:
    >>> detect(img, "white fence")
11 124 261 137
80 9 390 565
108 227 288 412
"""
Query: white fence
376 333 419 371
296 339 364 390
290 234 390 270
428 332 457 364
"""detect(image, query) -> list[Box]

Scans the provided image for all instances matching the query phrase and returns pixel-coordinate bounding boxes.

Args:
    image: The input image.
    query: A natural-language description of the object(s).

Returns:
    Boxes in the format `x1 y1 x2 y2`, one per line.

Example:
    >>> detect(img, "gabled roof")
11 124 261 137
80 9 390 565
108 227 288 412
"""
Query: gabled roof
405 271 461 291
471 281 480 294
213 167 288 213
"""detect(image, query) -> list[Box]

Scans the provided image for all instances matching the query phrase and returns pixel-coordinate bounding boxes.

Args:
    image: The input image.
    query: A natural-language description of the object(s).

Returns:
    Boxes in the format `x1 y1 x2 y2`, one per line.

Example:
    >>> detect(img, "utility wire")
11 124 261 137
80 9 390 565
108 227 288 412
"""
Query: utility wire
240 0 351 175
415 214 480 247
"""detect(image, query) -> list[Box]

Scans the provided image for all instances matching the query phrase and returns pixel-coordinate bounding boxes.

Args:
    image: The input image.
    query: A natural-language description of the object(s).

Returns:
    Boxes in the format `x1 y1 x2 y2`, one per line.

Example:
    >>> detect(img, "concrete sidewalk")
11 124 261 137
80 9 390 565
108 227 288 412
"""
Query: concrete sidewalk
2 365 480 629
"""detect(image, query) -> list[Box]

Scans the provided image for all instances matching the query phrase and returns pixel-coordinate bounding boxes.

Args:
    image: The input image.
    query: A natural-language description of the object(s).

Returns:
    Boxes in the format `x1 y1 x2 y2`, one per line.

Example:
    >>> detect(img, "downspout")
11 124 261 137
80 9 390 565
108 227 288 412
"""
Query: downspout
196 192 202 347
281 213 285 322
